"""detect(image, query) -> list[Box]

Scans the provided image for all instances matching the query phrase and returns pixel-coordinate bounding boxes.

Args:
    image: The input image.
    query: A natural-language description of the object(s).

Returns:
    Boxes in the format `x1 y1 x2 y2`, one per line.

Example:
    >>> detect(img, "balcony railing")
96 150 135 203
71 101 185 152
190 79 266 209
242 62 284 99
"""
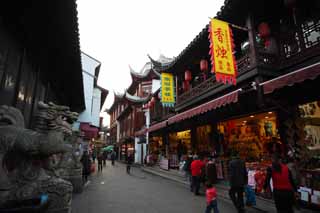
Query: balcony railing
177 19 320 107
177 54 255 105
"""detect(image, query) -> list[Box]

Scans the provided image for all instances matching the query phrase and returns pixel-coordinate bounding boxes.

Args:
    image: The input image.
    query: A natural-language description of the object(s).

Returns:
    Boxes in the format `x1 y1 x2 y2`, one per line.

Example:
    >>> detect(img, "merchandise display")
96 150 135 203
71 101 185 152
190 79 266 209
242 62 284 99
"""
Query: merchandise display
217 112 280 161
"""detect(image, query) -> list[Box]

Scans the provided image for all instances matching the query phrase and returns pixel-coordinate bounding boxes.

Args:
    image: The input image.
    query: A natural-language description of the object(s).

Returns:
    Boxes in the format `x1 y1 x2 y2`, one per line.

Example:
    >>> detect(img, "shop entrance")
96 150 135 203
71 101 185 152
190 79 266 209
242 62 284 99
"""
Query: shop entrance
217 111 282 161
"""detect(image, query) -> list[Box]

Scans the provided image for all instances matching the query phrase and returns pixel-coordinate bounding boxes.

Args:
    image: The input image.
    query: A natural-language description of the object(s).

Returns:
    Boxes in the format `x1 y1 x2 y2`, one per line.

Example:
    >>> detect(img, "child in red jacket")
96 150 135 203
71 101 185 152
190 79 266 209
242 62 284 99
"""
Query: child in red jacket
205 182 219 213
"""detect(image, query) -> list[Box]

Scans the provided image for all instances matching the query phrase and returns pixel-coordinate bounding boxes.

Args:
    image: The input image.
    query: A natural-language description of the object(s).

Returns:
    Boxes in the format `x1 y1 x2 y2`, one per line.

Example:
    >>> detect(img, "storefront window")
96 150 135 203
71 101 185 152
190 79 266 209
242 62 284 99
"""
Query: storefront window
196 125 212 155
169 130 191 168
217 111 281 162
298 101 320 203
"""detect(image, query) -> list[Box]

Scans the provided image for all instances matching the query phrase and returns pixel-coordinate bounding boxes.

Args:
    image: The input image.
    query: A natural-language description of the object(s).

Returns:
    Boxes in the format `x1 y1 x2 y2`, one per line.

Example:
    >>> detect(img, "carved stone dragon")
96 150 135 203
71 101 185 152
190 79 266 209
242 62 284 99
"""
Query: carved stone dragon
0 105 73 213
33 102 83 193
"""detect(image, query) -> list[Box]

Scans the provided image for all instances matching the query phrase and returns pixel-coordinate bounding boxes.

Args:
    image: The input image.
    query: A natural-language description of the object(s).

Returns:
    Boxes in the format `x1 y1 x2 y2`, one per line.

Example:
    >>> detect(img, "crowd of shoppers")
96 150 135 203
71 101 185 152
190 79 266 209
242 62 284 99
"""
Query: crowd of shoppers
181 151 298 213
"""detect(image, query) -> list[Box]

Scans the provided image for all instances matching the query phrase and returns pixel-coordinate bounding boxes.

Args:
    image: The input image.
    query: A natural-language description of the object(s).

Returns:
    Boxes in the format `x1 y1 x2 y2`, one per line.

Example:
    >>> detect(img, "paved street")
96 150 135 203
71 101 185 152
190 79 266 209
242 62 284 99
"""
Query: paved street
72 161 262 213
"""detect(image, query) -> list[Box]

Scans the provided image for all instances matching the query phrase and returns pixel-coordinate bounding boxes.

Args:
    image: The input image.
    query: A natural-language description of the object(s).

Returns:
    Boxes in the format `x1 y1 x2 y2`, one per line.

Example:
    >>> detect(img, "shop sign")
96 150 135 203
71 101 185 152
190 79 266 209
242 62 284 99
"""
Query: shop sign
160 72 175 107
209 18 237 85
159 157 169 170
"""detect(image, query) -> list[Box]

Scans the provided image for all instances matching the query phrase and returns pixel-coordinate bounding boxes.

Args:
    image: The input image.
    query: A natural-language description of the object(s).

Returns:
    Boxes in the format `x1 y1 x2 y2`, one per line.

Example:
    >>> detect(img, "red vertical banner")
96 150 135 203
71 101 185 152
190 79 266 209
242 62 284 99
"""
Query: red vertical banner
209 18 237 85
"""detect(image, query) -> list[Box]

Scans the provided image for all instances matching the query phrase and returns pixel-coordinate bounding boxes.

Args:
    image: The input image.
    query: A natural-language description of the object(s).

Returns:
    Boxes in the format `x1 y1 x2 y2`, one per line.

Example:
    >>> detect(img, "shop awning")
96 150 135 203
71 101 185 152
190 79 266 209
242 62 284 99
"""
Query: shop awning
260 62 320 94
80 123 99 139
168 89 241 125
135 128 147 137
148 120 167 133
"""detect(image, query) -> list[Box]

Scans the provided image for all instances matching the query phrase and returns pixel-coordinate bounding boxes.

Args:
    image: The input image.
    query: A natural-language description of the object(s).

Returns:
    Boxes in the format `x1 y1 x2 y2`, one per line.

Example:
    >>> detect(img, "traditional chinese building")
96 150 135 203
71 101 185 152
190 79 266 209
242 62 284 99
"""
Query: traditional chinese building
146 0 320 206
107 62 160 163
72 52 108 153
0 0 85 127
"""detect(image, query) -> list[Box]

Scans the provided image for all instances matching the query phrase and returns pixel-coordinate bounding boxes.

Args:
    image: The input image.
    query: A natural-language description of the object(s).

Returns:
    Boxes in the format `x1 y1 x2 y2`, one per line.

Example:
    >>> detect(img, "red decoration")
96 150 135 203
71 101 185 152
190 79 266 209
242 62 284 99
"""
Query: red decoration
264 38 271 48
185 70 192 81
182 81 190 92
200 59 208 72
150 97 156 106
258 22 271 39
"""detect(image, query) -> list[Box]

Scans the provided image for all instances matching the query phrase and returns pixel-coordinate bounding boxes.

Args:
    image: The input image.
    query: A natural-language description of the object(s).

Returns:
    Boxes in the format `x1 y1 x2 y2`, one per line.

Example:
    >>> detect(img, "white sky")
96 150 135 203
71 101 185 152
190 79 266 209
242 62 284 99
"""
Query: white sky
77 0 225 126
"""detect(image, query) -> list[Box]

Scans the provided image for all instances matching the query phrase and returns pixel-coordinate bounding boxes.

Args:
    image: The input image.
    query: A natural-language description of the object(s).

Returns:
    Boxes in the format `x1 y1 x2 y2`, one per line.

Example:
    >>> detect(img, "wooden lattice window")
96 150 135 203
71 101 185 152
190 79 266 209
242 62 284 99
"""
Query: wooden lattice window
302 20 320 48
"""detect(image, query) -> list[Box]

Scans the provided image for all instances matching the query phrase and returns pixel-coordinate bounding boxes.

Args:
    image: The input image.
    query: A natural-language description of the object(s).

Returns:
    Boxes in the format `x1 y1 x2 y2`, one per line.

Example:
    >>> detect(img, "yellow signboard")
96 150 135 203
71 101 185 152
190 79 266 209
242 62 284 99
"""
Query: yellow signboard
161 73 175 107
209 18 237 85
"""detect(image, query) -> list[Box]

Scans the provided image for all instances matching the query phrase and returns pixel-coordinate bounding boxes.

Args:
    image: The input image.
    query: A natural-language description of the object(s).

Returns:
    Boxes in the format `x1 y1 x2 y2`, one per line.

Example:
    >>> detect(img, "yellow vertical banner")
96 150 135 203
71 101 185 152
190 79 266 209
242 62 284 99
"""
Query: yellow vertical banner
209 18 237 85
161 73 175 107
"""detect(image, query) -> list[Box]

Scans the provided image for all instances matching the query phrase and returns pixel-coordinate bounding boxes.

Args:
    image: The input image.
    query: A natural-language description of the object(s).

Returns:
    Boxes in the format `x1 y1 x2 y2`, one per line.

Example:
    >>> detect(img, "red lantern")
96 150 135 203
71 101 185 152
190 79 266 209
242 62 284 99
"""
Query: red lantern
182 81 189 91
200 59 208 72
185 70 192 81
258 22 270 39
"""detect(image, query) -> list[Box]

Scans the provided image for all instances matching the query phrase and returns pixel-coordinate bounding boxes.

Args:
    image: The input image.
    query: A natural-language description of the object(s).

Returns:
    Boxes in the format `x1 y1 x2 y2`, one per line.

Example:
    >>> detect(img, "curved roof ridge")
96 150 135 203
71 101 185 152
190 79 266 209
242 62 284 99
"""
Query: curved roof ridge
125 91 151 103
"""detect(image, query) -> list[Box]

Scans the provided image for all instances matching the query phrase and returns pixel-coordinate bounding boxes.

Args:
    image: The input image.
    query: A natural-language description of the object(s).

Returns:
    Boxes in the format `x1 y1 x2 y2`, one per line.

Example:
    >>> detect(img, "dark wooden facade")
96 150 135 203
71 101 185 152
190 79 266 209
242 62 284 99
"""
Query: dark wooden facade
107 64 160 159
147 0 320 166
0 0 85 128
150 0 320 114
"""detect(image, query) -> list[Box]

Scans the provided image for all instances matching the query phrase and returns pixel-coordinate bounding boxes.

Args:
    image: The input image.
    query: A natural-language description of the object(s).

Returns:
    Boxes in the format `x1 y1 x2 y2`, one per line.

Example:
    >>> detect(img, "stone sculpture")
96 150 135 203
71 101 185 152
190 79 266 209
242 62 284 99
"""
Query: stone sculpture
0 105 73 213
33 102 83 193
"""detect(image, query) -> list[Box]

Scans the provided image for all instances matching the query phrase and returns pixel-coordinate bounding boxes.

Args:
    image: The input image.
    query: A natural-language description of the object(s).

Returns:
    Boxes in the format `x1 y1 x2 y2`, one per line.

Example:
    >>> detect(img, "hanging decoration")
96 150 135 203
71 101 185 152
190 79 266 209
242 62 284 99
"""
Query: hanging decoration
200 59 208 72
200 59 208 81
160 72 175 107
258 22 271 48
209 18 237 85
184 70 192 81
182 80 190 92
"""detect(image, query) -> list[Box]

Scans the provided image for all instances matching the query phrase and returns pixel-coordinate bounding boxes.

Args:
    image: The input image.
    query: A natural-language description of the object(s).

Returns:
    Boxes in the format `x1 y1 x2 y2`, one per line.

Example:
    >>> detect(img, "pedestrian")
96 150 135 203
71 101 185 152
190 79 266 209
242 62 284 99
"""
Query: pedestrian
126 153 133 174
191 155 205 195
92 150 96 163
206 157 217 184
183 154 193 191
205 181 219 213
111 150 116 166
80 151 91 184
263 154 297 213
287 156 300 210
103 151 107 166
97 153 103 172
228 151 247 213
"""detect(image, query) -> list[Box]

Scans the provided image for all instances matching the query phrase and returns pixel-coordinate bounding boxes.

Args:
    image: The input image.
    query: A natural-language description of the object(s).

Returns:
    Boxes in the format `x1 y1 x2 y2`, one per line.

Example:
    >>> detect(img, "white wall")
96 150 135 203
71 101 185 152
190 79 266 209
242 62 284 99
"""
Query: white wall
135 138 141 164
73 53 102 130
92 88 102 127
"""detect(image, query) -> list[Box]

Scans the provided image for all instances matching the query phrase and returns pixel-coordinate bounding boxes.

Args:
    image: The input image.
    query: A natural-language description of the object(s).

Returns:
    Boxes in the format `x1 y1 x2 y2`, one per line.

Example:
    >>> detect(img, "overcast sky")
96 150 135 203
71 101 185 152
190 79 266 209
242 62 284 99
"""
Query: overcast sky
77 0 225 125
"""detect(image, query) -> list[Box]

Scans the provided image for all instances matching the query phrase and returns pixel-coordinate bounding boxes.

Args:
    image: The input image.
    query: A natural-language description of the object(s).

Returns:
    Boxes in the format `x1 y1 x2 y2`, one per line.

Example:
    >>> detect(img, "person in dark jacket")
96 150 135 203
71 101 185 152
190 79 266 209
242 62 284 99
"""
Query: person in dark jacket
228 152 247 213
97 153 103 172
264 154 297 213
126 153 134 174
80 151 91 184
206 157 217 184
102 151 107 166
111 150 116 166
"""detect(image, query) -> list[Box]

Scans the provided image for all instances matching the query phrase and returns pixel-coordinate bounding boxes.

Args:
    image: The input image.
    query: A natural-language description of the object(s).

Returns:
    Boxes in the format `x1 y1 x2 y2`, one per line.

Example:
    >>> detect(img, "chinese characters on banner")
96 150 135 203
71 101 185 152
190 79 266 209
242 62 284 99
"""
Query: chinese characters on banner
209 18 237 85
161 73 175 107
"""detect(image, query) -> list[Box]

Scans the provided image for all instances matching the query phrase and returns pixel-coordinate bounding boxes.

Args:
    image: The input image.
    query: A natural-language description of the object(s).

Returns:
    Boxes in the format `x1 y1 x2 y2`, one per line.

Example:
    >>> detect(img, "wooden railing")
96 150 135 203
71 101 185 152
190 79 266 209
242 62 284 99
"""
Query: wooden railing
177 54 254 105
176 19 320 107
